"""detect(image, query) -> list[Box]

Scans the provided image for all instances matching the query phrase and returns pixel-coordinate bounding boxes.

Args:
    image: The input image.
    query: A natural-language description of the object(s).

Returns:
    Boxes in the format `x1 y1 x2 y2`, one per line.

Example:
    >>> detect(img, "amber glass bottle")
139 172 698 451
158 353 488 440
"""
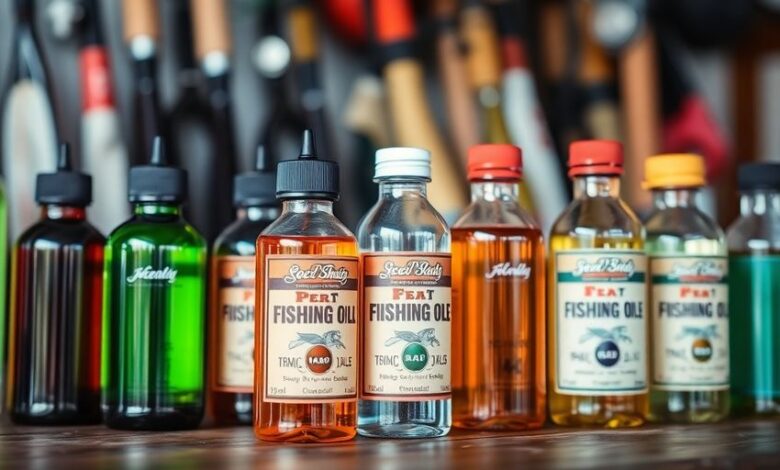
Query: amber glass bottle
452 144 546 430
209 147 279 424
254 130 358 443
548 140 648 427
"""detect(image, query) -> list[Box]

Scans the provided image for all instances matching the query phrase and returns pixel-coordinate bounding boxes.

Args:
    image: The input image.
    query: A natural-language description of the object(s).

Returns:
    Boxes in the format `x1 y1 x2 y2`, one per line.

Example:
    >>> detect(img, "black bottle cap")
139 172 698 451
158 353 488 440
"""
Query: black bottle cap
128 136 188 203
276 129 340 201
234 146 277 207
738 163 780 191
36 143 92 206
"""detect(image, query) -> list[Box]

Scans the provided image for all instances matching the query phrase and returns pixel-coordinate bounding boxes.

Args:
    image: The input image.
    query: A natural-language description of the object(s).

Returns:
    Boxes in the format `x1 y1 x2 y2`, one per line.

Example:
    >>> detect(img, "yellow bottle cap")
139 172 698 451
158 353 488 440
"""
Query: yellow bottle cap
643 153 706 189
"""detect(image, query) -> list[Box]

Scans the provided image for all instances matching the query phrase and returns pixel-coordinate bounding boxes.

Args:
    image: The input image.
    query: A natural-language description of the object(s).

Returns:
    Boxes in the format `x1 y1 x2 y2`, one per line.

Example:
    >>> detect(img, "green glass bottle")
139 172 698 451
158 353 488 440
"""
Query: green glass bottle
727 163 780 416
644 154 729 423
102 137 207 430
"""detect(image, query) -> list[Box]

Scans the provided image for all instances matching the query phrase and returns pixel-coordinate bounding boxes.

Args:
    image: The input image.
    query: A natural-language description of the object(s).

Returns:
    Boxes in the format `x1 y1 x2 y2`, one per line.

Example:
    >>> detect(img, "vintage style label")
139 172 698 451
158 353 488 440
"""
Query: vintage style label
650 256 729 391
214 256 256 392
554 250 648 396
362 253 452 401
263 255 359 403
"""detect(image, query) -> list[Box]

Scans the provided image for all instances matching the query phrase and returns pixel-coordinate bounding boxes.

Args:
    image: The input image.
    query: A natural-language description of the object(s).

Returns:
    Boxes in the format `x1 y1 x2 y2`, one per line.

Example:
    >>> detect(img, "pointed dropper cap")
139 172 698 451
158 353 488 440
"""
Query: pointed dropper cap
234 145 278 207
275 129 340 201
36 143 93 206
128 136 188 203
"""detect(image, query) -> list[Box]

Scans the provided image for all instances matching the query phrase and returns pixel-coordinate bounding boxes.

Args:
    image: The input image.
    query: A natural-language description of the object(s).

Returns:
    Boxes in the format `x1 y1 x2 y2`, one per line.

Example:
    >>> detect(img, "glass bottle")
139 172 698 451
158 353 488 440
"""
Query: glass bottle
0 180 7 414
7 145 104 424
451 144 545 430
548 140 648 427
210 147 279 425
644 154 729 423
102 137 207 430
254 130 359 443
727 163 780 416
357 147 451 438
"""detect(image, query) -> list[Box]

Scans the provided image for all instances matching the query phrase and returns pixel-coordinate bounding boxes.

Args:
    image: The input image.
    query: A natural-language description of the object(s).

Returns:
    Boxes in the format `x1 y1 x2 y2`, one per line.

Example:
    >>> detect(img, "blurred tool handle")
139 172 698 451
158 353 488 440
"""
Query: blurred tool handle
288 3 319 62
433 0 479 165
619 26 659 212
461 4 503 89
344 76 391 148
373 0 467 216
122 0 158 42
191 0 232 60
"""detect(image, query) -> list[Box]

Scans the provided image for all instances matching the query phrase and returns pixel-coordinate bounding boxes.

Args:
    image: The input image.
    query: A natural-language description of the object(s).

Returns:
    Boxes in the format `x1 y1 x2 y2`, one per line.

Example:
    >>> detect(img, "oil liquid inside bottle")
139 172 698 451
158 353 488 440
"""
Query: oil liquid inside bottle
452 226 546 430
254 235 357 443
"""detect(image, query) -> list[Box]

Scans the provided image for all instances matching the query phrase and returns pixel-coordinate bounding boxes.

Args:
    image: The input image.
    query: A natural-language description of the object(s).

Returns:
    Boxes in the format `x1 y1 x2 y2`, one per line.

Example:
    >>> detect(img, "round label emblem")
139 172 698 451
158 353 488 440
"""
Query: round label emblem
691 338 713 362
306 345 333 374
595 341 620 367
402 343 428 372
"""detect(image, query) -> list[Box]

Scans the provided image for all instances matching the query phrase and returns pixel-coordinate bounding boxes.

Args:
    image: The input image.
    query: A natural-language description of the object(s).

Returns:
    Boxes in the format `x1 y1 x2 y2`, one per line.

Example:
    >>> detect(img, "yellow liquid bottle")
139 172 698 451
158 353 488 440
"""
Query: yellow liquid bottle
548 140 648 427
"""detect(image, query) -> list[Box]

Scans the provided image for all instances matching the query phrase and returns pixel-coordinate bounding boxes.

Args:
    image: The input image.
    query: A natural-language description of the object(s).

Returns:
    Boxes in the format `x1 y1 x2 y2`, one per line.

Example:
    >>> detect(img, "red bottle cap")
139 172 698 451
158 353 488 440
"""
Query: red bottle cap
467 144 523 181
568 140 624 177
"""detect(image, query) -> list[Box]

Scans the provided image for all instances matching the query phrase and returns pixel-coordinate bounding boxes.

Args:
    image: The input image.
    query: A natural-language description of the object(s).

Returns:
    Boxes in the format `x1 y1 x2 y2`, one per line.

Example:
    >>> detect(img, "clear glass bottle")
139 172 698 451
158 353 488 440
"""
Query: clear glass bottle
548 140 648 427
7 145 104 424
451 144 545 430
727 163 780 416
357 147 451 438
210 147 279 425
254 130 359 443
644 154 729 423
102 137 207 430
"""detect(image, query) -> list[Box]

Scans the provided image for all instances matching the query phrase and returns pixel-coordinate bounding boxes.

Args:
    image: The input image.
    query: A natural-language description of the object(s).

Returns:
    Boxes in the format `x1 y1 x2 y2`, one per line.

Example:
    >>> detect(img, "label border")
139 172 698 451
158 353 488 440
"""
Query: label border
554 249 649 396
263 254 359 404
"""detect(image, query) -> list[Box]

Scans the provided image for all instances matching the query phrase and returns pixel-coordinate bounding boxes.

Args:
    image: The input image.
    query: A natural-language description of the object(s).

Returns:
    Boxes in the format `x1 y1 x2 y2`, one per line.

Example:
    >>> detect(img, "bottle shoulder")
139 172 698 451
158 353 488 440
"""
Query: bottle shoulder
453 199 539 230
726 213 780 252
645 206 724 240
550 197 644 240
262 210 355 239
214 218 273 256
17 219 105 248
356 195 449 251
107 217 206 249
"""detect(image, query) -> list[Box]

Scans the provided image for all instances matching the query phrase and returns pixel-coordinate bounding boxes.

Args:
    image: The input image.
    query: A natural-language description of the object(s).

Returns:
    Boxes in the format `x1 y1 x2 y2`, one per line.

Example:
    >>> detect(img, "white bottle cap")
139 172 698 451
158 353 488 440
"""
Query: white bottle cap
374 147 432 180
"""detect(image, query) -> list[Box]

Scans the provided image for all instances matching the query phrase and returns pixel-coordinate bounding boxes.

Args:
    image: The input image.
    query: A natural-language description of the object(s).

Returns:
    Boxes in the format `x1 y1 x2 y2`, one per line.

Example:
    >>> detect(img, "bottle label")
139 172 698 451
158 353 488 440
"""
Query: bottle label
650 256 729 391
262 255 358 403
214 256 255 392
361 253 452 401
554 250 648 396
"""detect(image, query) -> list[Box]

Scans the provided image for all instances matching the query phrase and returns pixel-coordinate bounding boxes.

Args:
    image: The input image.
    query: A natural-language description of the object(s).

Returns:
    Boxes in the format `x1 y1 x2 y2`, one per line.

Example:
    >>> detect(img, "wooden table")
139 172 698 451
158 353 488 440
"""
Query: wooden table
2 418 780 468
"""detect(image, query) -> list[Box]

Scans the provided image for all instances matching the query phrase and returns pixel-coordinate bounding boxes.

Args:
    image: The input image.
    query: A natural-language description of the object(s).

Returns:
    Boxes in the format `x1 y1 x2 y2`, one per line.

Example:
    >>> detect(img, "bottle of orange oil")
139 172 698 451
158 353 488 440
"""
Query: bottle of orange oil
451 144 546 430
548 140 648 427
254 130 359 443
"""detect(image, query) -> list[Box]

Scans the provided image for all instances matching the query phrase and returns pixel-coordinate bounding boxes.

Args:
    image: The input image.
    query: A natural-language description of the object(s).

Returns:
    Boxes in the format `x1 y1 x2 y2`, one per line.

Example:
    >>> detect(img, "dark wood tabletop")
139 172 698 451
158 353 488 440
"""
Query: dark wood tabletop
2 418 780 469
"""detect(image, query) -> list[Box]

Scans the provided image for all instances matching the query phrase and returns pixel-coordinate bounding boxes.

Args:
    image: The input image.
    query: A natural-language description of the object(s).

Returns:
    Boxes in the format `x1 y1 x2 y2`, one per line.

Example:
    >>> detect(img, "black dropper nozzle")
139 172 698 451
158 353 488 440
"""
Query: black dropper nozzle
234 145 278 207
128 136 188 203
36 143 92 206
275 129 340 201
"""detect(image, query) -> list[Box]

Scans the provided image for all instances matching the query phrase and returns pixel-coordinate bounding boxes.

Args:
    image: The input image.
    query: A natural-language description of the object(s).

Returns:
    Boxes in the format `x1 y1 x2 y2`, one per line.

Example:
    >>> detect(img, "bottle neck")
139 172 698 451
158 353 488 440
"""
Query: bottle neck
651 188 700 210
739 190 780 216
573 175 621 199
378 179 429 198
41 205 87 221
237 205 280 221
469 180 519 202
133 202 182 217
281 199 334 215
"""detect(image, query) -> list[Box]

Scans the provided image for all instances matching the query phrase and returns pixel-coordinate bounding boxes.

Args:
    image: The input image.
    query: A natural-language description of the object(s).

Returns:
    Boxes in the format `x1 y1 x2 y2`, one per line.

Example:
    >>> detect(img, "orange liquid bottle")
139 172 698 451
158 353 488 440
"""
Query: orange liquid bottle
254 131 359 442
452 145 546 430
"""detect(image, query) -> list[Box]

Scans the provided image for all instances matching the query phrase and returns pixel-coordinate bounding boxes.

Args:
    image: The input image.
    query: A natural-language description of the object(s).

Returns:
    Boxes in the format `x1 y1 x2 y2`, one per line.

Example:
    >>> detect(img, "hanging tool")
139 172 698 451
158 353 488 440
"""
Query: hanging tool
494 0 568 233
432 0 480 167
190 0 237 239
167 1 223 242
78 0 129 234
122 0 163 166
2 0 60 239
371 0 467 222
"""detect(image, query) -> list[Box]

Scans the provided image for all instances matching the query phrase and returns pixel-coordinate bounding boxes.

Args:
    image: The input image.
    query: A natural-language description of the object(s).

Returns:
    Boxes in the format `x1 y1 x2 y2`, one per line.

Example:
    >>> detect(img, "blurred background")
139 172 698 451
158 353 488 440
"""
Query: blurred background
0 0 777 241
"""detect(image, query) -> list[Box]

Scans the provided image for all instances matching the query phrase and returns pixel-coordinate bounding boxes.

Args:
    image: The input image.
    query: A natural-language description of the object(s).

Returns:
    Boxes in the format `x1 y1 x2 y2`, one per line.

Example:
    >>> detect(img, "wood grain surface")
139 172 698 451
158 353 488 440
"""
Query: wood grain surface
1 418 780 469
